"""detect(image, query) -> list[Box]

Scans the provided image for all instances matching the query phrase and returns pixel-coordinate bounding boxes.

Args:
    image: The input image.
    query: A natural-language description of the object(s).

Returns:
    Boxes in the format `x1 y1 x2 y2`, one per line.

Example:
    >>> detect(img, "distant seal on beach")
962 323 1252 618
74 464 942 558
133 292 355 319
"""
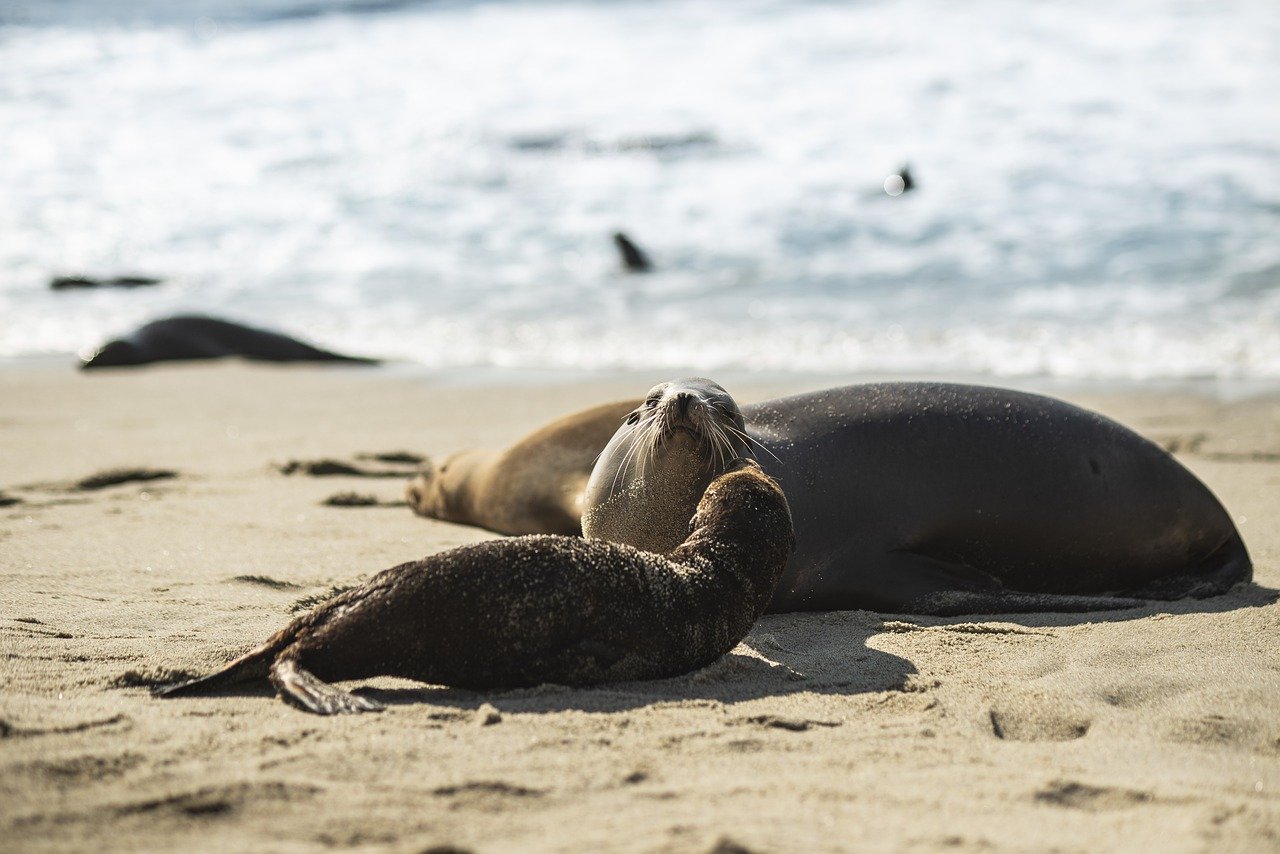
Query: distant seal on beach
416 379 1252 615
406 399 640 535
157 459 793 714
80 315 379 369
51 274 163 290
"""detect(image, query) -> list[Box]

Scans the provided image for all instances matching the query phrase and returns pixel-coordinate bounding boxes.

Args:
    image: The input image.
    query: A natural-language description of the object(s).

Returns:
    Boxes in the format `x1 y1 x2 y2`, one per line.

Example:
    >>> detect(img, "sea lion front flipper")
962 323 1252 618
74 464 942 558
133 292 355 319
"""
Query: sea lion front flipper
517 637 634 685
906 588 1145 617
884 551 1145 616
270 658 384 715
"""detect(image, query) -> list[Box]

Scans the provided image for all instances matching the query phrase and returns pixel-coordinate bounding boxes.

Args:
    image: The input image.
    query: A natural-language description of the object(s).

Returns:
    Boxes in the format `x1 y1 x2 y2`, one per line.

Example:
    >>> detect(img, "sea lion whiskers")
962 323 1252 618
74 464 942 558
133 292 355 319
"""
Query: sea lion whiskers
708 415 754 468
610 412 658 494
721 421 783 467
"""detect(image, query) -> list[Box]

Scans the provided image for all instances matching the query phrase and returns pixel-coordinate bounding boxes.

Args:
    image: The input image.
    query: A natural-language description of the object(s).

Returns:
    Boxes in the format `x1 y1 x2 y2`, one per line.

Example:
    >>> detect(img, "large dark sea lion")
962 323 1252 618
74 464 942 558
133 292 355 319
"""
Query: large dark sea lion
412 379 1252 616
406 399 640 535
80 315 379 369
157 459 793 714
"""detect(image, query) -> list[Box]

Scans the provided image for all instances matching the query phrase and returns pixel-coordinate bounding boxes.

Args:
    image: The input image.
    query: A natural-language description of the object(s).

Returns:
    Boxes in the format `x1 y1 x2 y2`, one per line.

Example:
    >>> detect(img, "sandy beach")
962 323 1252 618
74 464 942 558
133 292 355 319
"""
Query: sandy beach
2 363 1277 853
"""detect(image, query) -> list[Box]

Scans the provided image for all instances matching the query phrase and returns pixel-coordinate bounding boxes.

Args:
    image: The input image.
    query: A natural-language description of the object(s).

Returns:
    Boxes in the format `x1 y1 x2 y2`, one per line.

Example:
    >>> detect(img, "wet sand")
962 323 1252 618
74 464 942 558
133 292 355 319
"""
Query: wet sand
2 363 1277 852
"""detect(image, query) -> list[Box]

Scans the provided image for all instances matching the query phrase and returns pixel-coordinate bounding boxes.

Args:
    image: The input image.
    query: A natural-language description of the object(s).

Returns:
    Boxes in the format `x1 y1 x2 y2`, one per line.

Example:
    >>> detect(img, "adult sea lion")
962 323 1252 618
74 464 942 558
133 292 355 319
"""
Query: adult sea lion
157 459 793 714
80 315 379 369
582 379 1251 615
406 399 640 535
411 379 1252 616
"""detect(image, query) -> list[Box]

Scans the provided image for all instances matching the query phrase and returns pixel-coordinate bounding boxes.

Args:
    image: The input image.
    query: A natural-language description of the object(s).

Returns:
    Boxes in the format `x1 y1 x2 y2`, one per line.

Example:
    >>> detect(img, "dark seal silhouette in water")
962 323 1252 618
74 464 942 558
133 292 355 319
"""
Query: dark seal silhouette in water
612 231 653 272
156 460 793 714
410 378 1250 616
80 315 379 369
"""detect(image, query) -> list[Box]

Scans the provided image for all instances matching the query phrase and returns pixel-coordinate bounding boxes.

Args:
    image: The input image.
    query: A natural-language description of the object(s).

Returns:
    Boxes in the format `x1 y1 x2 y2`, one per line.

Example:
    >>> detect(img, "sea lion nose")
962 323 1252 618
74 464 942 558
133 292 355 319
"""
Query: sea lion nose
673 392 694 416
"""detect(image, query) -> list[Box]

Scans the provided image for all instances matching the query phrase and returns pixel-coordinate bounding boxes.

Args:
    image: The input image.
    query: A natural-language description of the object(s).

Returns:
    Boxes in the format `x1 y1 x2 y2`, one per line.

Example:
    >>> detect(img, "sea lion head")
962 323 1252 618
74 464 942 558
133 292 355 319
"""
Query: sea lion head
682 457 795 560
80 339 146 370
405 450 486 524
582 378 751 555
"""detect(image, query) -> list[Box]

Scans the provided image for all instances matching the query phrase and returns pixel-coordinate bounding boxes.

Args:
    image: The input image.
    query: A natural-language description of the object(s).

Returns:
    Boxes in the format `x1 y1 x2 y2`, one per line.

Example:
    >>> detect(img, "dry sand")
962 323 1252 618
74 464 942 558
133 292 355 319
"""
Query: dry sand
1 363 1277 853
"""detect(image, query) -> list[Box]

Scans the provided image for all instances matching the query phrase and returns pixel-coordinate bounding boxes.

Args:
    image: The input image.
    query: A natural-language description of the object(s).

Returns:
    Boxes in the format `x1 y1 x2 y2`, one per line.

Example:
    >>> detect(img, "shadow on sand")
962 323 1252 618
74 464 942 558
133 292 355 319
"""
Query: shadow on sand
145 582 1274 716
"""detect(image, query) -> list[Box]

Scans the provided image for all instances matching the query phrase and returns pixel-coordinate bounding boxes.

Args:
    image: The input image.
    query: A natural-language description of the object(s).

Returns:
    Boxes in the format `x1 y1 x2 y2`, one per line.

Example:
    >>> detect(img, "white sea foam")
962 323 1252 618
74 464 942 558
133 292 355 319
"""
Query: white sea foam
1 0 1277 380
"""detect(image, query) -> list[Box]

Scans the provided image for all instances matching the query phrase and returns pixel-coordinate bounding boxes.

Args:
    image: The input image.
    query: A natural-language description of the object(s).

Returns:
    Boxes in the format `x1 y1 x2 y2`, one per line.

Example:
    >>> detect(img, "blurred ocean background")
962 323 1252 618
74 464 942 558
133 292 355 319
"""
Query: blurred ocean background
1 0 1277 380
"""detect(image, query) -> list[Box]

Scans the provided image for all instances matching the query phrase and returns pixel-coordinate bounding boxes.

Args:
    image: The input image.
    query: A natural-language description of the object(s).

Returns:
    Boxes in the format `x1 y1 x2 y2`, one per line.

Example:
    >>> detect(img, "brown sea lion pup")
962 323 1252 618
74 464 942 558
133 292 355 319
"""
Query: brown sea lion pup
405 399 640 535
156 459 793 715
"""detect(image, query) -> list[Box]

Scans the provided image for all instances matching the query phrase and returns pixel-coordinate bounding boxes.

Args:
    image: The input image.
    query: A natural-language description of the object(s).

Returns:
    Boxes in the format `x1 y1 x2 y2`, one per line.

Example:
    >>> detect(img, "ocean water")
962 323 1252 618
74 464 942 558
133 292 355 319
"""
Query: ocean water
1 0 1277 380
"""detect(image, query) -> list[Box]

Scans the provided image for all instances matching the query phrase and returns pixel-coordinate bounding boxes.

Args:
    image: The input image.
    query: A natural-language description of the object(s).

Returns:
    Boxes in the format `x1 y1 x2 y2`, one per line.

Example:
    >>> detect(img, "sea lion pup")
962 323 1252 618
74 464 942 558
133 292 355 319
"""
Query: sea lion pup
157 459 793 714
581 379 1252 615
80 315 379 369
406 399 640 535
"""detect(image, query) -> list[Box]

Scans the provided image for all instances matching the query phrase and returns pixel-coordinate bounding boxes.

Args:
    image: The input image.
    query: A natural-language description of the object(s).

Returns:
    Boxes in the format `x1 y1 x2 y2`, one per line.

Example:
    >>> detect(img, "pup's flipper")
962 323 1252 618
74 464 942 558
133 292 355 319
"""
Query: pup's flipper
269 658 384 715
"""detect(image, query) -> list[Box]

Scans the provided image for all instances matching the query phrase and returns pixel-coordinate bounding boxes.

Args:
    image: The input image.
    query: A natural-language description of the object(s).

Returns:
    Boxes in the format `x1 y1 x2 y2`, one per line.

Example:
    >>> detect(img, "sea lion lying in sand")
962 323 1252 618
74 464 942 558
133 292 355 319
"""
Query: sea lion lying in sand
157 459 793 714
410 378 1252 616
407 399 641 535
80 315 379 369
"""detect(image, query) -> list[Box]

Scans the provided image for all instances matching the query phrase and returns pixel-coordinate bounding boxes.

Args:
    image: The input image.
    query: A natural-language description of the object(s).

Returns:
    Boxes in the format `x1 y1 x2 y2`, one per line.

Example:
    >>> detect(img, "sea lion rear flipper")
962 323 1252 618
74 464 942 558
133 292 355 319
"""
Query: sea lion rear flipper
884 551 1145 616
153 643 279 697
269 658 384 715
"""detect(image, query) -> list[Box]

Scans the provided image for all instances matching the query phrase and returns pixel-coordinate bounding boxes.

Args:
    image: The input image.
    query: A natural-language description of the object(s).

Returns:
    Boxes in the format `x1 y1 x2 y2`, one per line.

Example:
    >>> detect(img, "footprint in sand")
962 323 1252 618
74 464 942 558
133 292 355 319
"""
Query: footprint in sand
732 714 842 732
18 751 145 785
109 781 321 819
277 452 421 478
74 468 178 491
321 491 406 508
2 468 179 509
228 574 303 590
431 781 545 812
1164 713 1280 754
1034 780 1155 811
988 696 1092 742
110 668 203 690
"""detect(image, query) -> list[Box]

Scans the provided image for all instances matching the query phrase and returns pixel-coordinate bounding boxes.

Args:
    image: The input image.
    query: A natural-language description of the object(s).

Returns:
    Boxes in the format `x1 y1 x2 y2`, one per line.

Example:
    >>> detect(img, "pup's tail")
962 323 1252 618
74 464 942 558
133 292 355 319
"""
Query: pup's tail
153 626 295 698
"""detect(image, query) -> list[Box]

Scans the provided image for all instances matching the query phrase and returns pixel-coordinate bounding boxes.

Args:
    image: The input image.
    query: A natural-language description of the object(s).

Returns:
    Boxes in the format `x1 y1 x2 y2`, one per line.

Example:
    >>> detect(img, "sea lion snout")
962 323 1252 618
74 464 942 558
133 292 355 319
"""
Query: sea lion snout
656 388 719 438
405 459 439 516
